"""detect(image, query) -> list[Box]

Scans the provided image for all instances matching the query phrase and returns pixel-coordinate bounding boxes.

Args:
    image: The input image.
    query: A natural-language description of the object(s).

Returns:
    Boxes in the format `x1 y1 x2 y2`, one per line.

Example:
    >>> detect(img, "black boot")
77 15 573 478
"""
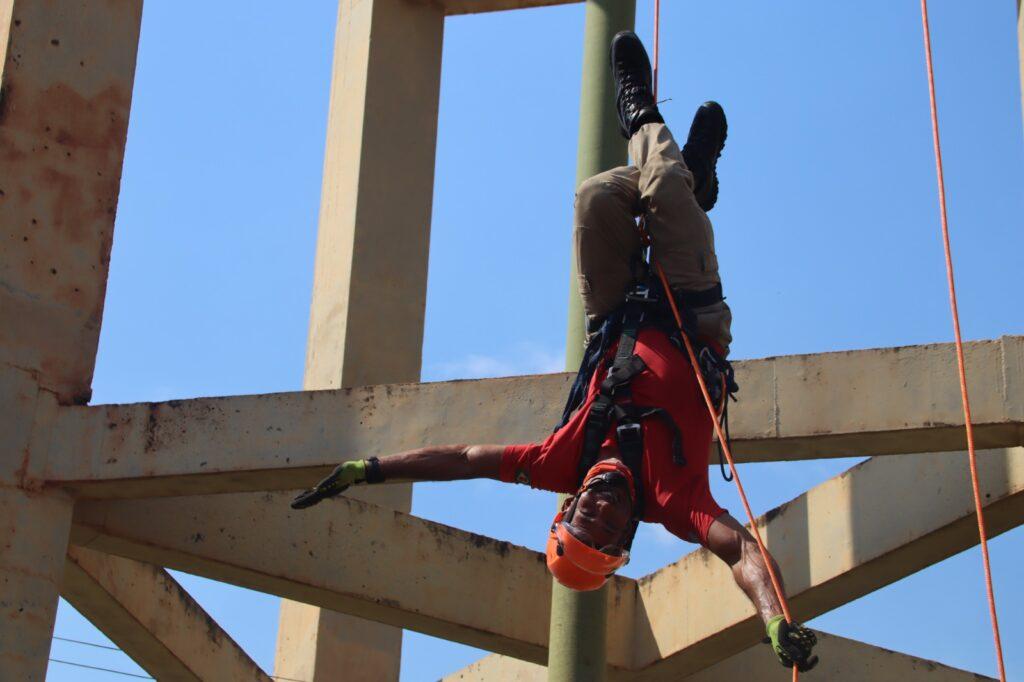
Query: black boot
682 101 728 212
610 31 663 139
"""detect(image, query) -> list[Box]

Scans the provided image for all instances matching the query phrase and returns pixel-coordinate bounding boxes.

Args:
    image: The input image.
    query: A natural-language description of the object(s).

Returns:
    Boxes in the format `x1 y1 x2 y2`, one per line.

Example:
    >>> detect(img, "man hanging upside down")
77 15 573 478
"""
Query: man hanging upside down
292 32 818 673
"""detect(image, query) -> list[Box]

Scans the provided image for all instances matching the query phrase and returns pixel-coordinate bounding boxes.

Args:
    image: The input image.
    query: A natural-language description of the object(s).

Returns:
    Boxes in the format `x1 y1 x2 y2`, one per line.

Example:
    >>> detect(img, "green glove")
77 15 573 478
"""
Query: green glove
291 460 367 509
766 615 818 672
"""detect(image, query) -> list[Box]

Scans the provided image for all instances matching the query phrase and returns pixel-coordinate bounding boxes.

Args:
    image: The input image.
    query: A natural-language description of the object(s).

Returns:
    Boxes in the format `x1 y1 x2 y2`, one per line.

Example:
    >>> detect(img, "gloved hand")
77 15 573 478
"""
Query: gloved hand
766 615 818 672
291 460 367 509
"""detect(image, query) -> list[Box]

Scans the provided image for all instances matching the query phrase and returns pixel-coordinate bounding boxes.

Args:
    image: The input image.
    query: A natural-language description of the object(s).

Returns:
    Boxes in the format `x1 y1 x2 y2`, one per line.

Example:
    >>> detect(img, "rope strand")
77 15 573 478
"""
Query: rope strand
919 2 1006 679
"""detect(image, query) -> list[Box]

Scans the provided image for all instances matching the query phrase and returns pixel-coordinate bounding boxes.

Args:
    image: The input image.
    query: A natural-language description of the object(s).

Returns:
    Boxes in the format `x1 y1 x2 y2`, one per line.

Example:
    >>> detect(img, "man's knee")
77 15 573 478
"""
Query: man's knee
575 176 611 214
575 174 634 220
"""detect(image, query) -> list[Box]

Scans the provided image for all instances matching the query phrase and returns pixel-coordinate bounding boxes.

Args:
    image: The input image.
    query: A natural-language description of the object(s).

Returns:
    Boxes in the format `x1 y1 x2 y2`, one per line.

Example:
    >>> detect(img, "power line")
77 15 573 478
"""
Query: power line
53 632 302 681
53 635 122 652
48 657 153 679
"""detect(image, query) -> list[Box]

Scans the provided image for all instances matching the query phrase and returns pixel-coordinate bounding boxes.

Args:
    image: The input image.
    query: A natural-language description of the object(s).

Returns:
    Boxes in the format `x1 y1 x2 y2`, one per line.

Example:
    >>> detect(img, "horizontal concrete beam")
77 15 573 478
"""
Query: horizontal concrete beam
69 491 638 669
43 372 574 499
62 546 270 681
442 631 995 682
422 0 580 17
632 448 1024 678
40 337 1024 499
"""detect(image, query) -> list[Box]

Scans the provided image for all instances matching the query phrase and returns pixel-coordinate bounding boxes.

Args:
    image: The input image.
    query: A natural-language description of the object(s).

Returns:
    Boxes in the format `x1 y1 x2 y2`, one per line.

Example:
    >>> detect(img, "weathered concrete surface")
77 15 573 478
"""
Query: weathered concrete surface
0 0 142 404
304 0 442 391
42 337 1024 498
685 631 994 682
0 5 142 675
431 0 580 16
276 0 445 674
442 632 994 681
0 485 73 681
631 448 1024 679
70 491 638 670
45 372 574 498
0 353 70 681
0 364 55 488
62 546 271 681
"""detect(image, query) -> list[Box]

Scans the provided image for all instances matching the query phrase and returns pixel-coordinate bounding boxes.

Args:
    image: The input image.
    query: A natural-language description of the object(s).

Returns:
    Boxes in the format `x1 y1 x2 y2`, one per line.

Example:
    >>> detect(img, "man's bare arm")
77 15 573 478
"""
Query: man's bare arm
377 444 505 481
705 514 819 670
705 513 784 623
291 444 506 509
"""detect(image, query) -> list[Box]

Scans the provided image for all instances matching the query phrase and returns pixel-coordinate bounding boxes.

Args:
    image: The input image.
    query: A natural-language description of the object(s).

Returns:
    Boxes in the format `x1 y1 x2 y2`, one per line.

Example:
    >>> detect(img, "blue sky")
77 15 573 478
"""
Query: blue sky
48 1 1023 680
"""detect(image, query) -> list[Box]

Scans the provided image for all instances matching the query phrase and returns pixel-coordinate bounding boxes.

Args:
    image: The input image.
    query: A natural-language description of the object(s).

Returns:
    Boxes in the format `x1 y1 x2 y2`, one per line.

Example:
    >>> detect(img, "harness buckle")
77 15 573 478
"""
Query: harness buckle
616 421 643 445
625 284 653 303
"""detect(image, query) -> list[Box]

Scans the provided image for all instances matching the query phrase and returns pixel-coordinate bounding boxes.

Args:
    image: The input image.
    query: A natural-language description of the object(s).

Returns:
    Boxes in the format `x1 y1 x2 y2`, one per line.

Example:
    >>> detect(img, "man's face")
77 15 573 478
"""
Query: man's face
566 477 633 552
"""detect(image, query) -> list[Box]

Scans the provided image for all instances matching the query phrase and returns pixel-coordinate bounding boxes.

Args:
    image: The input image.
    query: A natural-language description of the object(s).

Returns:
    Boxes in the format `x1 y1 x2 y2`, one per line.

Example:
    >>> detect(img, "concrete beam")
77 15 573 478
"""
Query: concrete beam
441 632 995 681
435 0 580 16
45 372 573 498
69 490 639 670
0 0 142 404
62 546 271 681
685 631 995 682
41 337 1024 499
279 0 446 673
631 448 1024 678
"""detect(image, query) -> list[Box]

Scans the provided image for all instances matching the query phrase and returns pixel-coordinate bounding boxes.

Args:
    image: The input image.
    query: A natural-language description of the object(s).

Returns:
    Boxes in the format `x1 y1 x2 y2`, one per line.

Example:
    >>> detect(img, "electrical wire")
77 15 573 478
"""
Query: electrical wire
52 633 296 681
53 635 122 652
48 657 153 679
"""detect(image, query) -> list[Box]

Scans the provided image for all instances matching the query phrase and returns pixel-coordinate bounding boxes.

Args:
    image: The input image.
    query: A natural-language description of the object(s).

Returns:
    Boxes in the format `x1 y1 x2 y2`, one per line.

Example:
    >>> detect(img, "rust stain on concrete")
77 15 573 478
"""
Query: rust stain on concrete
1 12 137 404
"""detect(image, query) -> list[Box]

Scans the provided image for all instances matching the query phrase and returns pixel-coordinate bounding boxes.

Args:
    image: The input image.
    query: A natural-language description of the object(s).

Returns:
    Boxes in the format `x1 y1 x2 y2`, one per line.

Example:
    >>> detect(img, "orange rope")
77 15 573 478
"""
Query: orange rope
645 5 798 681
919 2 1006 679
652 262 798 682
652 0 661 98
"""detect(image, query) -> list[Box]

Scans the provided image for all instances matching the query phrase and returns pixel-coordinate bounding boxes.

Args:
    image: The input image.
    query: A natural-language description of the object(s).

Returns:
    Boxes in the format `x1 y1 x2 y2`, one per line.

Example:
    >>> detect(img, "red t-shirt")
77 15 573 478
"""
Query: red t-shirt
501 327 726 546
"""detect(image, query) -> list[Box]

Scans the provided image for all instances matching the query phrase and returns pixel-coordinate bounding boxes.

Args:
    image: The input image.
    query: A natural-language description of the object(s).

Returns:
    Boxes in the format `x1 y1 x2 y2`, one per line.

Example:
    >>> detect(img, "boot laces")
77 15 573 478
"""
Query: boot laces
616 63 650 111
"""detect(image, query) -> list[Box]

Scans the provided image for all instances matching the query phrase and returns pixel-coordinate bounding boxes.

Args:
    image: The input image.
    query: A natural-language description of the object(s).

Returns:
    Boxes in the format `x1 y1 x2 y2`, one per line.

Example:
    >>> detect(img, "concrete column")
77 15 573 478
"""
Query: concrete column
551 2 634 682
274 0 444 680
0 0 142 405
0 486 73 680
1 2 140 675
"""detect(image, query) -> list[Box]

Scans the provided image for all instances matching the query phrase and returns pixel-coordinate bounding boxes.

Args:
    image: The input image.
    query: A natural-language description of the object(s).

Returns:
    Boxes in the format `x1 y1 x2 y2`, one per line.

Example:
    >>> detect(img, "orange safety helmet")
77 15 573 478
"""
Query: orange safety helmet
546 460 638 591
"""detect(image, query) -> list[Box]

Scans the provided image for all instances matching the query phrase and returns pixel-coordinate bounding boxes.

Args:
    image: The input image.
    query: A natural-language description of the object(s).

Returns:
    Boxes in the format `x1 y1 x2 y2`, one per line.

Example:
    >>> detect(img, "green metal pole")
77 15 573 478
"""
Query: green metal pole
550 1 635 681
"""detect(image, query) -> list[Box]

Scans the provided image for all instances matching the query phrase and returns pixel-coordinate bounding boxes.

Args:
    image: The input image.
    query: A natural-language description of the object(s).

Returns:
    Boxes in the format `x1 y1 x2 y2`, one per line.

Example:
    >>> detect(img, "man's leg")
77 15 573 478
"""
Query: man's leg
629 120 733 354
629 122 718 292
574 166 644 333
610 31 733 354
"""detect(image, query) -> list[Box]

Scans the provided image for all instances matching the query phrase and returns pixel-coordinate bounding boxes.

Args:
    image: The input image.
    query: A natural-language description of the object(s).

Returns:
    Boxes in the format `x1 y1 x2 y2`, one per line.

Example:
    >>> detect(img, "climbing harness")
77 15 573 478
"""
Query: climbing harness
920 1 1006 678
555 251 738 575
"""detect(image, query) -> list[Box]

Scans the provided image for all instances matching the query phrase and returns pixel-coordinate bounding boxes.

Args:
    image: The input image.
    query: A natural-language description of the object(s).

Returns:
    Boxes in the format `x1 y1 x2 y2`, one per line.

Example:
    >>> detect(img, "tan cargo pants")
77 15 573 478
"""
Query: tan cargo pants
574 122 732 355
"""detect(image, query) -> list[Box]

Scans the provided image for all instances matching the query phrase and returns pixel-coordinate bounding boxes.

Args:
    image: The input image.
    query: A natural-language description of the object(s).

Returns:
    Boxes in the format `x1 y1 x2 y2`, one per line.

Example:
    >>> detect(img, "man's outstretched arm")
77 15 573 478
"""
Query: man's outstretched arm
291 444 505 509
376 444 504 481
706 514 819 672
